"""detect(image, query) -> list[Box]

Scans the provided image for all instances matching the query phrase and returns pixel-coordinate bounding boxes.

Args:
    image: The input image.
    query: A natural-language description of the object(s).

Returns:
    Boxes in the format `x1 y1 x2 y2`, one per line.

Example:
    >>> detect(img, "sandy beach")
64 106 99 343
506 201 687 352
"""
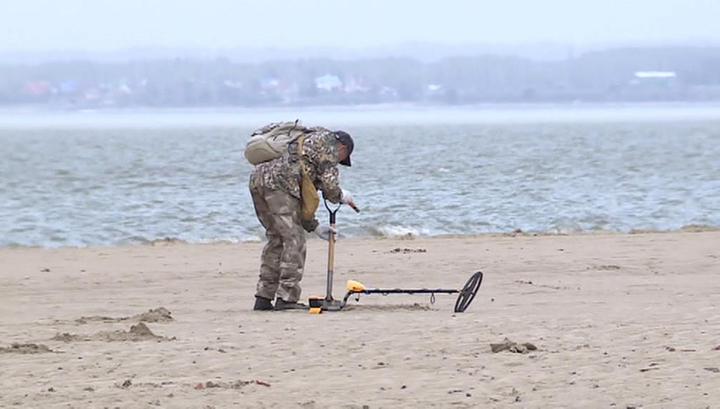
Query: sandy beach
1 229 719 408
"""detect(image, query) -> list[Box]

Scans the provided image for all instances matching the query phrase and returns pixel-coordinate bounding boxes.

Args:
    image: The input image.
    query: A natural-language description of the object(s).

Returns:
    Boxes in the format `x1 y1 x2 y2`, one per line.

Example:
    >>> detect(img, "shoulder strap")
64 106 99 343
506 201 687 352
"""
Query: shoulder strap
297 136 309 177
296 135 303 155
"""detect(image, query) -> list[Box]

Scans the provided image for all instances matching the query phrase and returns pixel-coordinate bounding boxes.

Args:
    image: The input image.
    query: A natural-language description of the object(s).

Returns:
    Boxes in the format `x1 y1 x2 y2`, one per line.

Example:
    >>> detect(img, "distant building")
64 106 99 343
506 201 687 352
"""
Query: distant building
630 71 677 88
344 78 369 93
60 80 78 93
25 81 52 96
84 88 101 101
223 80 243 90
634 71 677 79
118 84 133 95
379 86 398 98
260 78 280 90
315 74 342 91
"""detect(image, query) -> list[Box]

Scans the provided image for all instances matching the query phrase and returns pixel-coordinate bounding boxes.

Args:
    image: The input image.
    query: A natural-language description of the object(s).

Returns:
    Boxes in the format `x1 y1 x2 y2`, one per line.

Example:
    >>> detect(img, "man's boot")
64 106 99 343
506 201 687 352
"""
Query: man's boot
274 298 307 311
253 296 274 311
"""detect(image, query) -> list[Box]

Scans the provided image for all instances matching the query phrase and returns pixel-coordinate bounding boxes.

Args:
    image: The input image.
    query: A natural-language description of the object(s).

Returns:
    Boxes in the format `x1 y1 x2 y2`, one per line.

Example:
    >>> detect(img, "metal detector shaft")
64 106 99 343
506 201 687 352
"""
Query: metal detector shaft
341 288 459 307
351 289 459 295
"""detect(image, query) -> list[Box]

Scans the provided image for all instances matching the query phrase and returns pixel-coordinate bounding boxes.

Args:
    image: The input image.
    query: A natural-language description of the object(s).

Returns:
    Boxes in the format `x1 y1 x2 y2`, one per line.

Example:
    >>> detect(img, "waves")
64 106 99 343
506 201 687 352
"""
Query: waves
3 224 719 249
2 119 720 248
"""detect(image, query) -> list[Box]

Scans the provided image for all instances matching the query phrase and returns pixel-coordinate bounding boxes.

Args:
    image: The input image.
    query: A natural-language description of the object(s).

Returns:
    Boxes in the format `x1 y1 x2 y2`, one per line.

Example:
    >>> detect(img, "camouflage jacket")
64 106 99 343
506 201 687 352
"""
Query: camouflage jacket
249 127 343 231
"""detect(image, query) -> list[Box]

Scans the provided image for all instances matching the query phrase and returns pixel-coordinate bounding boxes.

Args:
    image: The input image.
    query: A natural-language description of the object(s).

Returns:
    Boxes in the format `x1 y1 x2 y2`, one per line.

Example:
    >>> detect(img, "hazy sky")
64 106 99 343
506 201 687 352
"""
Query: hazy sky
1 0 719 52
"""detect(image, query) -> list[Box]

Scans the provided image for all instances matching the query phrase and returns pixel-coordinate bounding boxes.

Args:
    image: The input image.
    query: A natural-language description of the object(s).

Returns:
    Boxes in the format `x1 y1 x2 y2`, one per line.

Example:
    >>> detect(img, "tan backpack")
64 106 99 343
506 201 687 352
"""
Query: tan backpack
245 120 320 221
244 120 310 165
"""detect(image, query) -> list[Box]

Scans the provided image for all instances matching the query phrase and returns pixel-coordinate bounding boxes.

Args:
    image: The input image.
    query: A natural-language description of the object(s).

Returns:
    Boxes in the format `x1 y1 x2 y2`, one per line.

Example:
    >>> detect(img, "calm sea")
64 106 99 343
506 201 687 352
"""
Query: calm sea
1 104 719 247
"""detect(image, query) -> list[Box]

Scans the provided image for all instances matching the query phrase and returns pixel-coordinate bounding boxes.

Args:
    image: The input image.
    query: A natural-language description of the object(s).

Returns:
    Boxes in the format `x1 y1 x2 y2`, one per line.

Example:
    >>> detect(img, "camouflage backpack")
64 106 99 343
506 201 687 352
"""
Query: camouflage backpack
244 119 310 165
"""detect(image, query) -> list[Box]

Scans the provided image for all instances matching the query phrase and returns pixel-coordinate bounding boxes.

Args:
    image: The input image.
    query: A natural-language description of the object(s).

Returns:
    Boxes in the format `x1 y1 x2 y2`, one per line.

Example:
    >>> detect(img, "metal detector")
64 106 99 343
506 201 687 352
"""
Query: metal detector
308 198 483 313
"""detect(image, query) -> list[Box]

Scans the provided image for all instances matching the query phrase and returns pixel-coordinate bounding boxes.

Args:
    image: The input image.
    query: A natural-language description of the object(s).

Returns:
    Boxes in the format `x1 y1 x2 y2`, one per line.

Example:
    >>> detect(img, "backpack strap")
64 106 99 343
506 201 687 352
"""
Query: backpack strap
297 135 309 178
296 135 320 220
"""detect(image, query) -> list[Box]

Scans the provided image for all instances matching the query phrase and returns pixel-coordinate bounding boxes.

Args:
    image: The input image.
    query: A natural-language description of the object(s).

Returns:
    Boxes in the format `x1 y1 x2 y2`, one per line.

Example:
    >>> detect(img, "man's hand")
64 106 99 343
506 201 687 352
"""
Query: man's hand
340 189 360 212
314 225 337 241
340 189 353 205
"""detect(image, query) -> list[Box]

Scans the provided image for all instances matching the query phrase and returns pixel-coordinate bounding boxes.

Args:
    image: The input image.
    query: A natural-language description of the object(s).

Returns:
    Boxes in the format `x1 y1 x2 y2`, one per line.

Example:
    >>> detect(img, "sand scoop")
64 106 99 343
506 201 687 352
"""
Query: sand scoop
309 199 483 313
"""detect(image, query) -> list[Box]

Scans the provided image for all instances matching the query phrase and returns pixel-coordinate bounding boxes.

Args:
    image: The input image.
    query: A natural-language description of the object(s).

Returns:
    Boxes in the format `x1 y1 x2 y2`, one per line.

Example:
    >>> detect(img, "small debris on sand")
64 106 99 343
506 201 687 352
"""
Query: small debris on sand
514 280 566 290
389 248 427 254
490 338 538 354
0 343 53 354
194 380 271 390
502 228 527 237
640 363 660 372
589 265 621 271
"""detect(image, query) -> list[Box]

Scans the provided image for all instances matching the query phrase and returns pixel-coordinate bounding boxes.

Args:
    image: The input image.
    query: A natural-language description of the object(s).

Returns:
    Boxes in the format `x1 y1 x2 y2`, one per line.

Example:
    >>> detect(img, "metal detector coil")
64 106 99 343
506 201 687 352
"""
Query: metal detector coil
340 271 483 313
454 271 483 312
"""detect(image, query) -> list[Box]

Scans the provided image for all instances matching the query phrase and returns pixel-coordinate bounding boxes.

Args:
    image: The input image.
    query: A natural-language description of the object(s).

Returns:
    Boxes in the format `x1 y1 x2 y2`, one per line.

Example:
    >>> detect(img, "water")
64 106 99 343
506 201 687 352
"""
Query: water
1 106 719 247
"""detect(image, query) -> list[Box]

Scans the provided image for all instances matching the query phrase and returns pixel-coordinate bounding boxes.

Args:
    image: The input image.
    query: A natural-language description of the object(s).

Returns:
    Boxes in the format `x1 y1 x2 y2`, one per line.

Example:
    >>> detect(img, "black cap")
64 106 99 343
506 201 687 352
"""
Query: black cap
334 130 354 167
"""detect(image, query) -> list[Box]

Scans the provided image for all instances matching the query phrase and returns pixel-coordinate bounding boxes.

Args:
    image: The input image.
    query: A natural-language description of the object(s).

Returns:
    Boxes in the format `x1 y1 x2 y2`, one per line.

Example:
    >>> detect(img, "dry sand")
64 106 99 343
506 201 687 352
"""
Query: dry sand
1 230 719 408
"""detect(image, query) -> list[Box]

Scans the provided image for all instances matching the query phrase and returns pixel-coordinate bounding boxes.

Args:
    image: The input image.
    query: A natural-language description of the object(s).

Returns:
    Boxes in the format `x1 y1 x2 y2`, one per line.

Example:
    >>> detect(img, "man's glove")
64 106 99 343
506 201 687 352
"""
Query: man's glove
314 225 337 241
340 189 353 205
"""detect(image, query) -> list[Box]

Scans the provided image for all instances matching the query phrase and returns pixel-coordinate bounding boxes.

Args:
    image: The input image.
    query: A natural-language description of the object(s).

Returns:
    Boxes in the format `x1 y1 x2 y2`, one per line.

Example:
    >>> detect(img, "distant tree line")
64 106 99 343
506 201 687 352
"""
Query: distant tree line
1 47 719 108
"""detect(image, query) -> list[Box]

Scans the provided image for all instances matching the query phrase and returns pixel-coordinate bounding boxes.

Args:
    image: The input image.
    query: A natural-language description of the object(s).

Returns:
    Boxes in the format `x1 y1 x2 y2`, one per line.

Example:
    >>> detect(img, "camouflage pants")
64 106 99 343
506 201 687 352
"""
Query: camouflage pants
250 186 307 303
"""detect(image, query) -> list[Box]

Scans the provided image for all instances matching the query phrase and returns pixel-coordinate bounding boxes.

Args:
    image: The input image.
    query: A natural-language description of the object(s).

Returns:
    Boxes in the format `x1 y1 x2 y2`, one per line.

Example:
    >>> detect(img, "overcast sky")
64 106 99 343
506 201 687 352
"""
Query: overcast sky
1 0 719 52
